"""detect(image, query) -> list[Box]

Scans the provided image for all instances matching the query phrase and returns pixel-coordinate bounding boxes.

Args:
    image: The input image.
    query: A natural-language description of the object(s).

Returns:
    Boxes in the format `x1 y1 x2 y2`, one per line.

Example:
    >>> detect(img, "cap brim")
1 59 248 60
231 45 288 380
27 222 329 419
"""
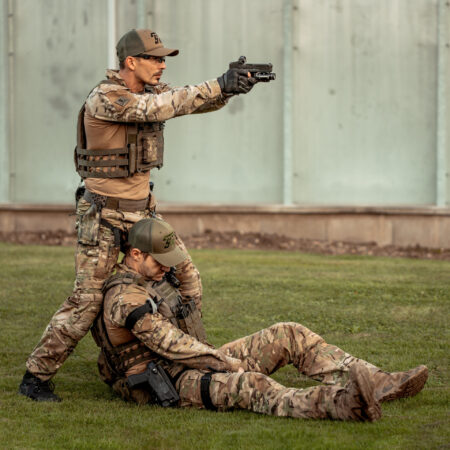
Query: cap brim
151 245 187 267
142 47 179 57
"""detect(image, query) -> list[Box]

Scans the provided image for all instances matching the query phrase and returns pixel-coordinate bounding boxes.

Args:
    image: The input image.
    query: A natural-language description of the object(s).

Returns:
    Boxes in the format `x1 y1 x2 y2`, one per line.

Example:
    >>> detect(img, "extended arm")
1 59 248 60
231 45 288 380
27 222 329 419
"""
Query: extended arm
86 79 229 123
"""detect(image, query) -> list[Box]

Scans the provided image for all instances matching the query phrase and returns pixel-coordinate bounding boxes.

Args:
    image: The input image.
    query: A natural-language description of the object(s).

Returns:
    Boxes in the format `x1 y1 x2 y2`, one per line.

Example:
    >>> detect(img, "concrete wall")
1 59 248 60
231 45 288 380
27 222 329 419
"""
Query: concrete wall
2 203 449 248
0 0 449 207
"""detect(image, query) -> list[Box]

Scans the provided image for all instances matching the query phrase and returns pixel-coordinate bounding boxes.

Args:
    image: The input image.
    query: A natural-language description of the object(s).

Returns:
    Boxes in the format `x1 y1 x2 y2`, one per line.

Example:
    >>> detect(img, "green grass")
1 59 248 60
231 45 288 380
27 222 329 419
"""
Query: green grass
0 243 449 449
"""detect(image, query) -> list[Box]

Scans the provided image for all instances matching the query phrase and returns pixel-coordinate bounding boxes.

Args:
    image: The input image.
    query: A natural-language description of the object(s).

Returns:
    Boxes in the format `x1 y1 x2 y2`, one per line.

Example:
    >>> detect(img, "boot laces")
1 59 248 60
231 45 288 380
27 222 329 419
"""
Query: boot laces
32 378 55 394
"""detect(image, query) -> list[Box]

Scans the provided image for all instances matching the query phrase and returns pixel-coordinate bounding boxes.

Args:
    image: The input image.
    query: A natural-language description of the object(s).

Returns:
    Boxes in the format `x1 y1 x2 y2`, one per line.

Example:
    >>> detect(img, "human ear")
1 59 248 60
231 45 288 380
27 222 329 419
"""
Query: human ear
125 56 136 71
130 248 142 261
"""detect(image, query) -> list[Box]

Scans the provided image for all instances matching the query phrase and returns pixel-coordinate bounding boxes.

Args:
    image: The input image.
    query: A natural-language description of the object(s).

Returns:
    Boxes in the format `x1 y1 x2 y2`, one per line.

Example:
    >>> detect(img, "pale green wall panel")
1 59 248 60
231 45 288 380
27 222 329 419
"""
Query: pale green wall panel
11 0 110 203
149 0 284 204
437 0 450 206
1 0 447 206
292 0 438 205
0 0 9 202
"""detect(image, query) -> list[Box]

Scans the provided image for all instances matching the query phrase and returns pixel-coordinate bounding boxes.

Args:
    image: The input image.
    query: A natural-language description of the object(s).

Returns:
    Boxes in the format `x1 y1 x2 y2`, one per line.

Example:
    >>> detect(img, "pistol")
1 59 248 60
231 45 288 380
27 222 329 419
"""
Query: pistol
127 361 179 407
229 56 276 82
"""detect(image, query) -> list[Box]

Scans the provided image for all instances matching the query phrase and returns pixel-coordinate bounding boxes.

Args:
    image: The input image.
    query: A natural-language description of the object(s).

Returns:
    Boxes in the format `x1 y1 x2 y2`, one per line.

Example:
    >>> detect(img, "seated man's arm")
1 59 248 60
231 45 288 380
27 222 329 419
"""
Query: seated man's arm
111 290 242 373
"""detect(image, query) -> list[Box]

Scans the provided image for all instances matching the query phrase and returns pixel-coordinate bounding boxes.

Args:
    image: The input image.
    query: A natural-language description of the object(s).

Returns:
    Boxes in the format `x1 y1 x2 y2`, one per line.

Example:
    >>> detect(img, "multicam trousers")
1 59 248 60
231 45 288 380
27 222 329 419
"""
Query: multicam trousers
26 198 202 381
176 322 379 419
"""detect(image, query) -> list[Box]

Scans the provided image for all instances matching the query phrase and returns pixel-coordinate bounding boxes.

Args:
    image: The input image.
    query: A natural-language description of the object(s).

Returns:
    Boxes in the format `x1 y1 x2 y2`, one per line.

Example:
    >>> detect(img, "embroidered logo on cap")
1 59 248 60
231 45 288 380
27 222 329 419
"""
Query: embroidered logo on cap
150 32 161 44
162 232 175 249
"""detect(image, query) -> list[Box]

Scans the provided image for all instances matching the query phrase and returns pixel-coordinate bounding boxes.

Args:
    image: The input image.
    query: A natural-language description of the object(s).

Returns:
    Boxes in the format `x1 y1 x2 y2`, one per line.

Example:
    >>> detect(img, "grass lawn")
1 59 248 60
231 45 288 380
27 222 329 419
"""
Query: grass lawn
0 243 448 449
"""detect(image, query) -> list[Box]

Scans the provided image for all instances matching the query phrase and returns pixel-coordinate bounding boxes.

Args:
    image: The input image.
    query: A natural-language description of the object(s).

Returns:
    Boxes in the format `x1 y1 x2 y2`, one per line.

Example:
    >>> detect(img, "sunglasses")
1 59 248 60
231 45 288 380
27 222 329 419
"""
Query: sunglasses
136 54 166 64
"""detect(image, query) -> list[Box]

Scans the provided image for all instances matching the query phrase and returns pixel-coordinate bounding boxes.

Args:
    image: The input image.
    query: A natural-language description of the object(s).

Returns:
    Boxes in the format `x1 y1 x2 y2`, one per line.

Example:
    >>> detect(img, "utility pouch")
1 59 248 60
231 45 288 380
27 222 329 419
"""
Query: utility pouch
77 203 100 245
141 131 164 167
179 302 207 343
126 361 179 407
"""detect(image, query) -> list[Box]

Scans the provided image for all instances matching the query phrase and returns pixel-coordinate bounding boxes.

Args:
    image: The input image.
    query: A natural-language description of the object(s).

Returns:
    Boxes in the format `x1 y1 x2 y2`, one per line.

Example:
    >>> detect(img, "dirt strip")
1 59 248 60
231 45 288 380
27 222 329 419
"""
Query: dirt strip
1 229 449 261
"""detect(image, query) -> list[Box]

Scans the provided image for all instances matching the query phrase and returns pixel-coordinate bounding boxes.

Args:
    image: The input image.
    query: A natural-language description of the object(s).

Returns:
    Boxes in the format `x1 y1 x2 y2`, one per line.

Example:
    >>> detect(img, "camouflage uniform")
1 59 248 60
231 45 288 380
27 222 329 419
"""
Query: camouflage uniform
26 70 228 381
94 266 408 420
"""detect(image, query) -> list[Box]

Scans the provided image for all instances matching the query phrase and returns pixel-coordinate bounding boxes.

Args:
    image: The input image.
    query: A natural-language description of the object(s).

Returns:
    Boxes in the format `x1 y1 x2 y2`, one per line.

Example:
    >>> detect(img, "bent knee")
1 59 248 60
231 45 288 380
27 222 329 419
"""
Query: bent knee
270 322 324 344
270 321 312 334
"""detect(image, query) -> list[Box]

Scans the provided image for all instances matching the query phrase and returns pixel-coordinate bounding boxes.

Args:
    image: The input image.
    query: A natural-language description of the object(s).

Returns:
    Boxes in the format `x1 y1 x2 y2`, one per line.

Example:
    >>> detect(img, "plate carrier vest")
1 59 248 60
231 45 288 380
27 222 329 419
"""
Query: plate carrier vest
74 79 165 179
91 271 207 383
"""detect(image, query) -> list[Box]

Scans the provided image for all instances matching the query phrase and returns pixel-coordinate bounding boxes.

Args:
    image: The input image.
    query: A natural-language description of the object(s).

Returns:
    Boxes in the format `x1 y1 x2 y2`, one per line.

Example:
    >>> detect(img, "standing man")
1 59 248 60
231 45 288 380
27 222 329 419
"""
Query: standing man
19 29 265 401
91 217 428 421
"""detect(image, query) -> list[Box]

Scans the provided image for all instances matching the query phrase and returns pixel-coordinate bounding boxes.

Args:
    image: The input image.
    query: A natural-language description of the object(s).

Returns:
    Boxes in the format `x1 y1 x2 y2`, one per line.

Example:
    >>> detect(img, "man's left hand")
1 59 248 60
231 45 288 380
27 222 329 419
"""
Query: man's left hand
217 68 257 95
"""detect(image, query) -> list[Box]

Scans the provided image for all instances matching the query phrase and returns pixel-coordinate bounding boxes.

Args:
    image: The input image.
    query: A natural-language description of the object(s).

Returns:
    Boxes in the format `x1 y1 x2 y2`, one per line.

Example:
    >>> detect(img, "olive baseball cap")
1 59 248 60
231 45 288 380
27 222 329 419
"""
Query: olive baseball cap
116 29 179 61
128 218 187 267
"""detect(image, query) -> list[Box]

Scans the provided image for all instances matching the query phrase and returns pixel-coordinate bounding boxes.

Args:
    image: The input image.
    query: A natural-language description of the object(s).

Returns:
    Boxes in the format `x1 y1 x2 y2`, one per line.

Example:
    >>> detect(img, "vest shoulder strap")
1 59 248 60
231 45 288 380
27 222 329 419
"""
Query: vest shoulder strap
103 271 146 294
76 78 122 149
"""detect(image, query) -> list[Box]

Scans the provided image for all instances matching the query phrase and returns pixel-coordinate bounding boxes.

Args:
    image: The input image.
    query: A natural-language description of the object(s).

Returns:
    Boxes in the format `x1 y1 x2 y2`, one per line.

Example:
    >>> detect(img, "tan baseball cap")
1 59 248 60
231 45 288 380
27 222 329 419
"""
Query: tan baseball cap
116 29 179 61
128 218 187 267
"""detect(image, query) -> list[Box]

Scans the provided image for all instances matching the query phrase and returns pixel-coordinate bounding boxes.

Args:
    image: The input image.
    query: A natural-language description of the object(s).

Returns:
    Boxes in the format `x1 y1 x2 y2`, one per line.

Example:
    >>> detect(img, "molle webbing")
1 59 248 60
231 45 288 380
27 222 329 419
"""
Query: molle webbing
75 145 131 178
92 271 156 377
107 340 156 376
74 77 165 179
98 271 208 379
92 308 155 378
103 272 147 293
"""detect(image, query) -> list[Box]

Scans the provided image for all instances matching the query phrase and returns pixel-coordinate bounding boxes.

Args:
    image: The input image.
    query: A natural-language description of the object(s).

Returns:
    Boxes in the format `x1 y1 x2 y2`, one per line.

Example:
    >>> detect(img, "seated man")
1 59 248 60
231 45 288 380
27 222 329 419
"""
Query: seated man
91 217 428 422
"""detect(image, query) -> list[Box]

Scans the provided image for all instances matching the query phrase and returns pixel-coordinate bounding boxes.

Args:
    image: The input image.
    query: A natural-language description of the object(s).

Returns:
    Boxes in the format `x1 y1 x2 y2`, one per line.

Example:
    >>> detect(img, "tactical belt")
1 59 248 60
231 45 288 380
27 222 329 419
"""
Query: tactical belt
83 189 149 212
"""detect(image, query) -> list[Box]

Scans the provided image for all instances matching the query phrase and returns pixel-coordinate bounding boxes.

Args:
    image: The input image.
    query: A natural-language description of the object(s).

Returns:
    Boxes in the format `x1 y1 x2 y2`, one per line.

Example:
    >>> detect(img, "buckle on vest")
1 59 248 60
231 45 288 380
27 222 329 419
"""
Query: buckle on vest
175 300 195 319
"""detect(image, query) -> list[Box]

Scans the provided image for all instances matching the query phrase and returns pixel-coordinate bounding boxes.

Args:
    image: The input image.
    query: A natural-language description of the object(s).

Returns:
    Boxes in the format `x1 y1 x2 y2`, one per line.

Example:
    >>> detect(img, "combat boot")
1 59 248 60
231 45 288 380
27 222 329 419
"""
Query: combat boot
333 365 382 422
19 371 61 402
371 365 428 402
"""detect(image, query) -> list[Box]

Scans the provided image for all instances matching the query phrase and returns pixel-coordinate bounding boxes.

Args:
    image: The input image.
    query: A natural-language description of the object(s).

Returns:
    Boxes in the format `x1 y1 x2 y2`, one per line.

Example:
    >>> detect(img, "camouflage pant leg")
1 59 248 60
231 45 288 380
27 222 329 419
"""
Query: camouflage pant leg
26 204 201 381
219 322 378 385
177 369 345 420
26 221 120 381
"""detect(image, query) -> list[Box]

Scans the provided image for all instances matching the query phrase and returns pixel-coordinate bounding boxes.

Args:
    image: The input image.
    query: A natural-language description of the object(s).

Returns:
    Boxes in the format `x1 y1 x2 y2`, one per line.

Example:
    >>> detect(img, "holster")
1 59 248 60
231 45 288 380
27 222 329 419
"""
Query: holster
126 362 179 407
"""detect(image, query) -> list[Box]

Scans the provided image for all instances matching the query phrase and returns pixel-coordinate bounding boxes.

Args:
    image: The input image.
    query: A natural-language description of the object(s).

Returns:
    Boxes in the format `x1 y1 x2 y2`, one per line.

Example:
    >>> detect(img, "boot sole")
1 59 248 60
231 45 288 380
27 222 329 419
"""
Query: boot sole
19 381 61 402
379 365 428 403
351 365 382 422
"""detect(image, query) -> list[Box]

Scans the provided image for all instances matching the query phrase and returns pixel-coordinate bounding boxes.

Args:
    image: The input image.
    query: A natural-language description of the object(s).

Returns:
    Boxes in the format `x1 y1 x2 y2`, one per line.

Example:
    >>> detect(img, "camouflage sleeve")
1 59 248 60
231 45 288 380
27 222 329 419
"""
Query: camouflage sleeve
85 79 229 123
110 290 242 372
145 80 229 115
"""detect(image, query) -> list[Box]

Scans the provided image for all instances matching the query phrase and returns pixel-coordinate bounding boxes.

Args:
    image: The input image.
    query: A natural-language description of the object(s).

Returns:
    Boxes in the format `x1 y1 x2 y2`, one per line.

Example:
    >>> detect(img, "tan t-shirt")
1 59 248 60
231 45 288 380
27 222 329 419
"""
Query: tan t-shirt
84 112 150 199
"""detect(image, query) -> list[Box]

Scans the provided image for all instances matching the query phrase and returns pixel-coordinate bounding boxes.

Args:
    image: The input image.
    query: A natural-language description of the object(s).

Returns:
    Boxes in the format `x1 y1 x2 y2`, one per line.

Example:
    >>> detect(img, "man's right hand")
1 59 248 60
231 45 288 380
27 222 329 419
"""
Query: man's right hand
217 68 256 95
